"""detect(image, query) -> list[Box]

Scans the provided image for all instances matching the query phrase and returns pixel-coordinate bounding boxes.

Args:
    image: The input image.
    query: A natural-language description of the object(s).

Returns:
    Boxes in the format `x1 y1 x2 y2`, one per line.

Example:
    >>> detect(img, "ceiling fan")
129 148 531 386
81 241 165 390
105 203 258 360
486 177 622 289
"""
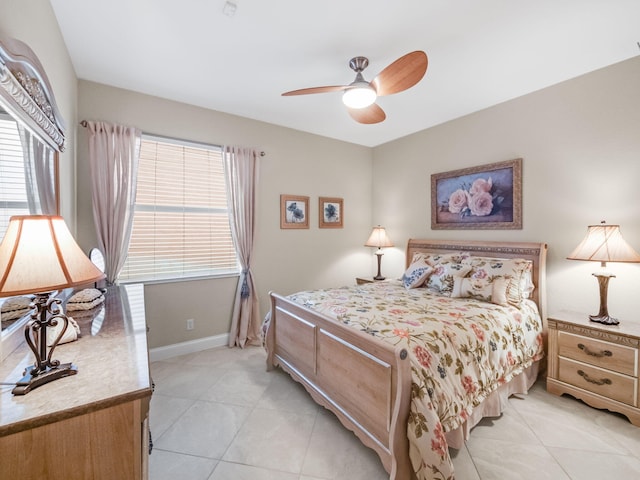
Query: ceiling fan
281 51 428 124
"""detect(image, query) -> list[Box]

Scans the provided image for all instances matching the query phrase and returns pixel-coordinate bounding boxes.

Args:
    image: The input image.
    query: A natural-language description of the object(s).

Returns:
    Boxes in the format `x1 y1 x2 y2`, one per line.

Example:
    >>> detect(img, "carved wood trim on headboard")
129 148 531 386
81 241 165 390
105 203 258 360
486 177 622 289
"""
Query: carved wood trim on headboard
0 36 65 152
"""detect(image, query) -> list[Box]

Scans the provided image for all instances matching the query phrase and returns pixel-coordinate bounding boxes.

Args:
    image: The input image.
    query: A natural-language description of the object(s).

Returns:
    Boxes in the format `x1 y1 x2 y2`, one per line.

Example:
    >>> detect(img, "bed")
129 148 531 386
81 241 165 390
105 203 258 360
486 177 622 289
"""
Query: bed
264 239 547 480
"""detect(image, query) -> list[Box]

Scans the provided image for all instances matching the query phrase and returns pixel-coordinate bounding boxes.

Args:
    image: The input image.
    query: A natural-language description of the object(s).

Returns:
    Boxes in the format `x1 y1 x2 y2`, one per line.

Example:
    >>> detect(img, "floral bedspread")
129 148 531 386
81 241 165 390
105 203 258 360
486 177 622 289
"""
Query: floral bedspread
286 280 544 480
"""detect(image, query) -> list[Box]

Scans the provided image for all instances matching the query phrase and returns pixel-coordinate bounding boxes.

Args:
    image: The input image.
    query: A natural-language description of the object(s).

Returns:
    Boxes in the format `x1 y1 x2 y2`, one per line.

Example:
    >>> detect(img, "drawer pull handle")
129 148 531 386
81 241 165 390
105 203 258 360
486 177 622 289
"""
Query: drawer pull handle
577 343 612 358
577 369 612 386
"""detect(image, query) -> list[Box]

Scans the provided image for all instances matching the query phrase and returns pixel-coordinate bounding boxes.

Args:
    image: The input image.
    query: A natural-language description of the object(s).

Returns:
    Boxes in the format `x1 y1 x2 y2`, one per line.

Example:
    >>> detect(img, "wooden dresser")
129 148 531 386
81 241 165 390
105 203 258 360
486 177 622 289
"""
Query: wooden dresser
547 310 640 426
0 284 152 479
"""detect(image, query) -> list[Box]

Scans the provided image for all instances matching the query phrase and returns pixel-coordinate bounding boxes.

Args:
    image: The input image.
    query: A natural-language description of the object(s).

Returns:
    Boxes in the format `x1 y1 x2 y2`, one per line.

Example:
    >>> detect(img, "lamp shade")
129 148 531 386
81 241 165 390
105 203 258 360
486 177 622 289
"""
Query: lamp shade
0 215 106 296
567 222 640 264
364 226 394 248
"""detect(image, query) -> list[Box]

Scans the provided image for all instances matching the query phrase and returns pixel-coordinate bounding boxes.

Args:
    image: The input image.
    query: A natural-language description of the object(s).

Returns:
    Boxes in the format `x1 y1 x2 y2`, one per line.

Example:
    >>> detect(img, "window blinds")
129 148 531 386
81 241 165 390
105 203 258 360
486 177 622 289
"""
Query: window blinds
0 115 29 237
118 136 238 283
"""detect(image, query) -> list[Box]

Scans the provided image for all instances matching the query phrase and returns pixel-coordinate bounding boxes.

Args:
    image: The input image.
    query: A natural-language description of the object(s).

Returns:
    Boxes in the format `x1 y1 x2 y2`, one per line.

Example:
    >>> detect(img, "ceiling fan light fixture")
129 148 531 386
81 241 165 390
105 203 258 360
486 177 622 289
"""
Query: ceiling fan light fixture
342 85 377 109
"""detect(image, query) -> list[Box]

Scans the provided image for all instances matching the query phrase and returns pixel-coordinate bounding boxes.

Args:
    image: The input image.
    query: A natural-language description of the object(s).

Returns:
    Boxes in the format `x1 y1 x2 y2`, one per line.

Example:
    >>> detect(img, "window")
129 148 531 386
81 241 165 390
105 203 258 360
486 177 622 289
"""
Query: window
119 135 238 283
0 113 29 236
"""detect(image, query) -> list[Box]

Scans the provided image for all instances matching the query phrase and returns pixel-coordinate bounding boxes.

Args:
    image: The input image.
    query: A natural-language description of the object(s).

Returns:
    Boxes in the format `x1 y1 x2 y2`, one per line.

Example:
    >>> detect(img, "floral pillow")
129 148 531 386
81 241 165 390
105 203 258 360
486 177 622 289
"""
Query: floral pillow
451 276 510 305
425 255 472 296
465 256 533 307
401 257 433 289
410 251 471 266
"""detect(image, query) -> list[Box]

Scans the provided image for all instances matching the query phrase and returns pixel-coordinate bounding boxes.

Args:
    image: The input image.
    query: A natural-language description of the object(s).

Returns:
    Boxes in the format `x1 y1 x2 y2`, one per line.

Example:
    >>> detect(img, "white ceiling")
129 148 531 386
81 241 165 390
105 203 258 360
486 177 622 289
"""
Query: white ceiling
50 0 640 148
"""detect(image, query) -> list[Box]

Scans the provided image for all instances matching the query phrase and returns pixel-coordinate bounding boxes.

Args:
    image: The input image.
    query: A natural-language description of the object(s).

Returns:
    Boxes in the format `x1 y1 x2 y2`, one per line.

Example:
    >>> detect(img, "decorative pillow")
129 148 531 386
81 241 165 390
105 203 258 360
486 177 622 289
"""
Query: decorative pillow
465 257 533 307
412 251 471 267
67 288 105 311
401 257 433 289
426 256 472 296
0 296 32 320
452 276 510 306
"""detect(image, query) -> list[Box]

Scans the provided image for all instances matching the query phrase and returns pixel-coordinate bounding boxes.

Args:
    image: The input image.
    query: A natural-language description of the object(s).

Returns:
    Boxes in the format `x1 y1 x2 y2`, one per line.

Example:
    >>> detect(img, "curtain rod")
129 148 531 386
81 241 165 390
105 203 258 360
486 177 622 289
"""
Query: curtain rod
79 120 265 156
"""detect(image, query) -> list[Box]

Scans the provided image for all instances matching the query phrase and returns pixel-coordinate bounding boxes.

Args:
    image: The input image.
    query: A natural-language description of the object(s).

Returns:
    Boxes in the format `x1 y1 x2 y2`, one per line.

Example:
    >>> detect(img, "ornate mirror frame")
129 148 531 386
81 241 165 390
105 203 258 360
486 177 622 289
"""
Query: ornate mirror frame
0 35 66 360
0 35 66 152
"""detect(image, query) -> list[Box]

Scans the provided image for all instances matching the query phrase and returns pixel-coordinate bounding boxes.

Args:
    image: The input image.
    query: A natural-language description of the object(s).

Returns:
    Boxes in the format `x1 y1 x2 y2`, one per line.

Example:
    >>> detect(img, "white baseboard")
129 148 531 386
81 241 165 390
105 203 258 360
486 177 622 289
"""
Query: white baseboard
149 333 229 362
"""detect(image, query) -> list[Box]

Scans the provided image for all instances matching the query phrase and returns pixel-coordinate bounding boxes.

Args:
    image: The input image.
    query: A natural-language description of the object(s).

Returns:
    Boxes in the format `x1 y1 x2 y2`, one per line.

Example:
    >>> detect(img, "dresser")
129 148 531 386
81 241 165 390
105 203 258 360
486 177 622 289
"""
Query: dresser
547 310 640 426
0 284 153 479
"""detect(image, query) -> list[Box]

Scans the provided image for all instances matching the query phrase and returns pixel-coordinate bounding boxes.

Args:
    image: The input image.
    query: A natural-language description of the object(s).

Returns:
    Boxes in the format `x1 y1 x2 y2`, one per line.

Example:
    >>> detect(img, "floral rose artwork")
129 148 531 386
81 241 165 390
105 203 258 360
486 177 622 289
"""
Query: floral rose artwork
468 191 493 216
434 159 520 228
447 189 468 214
446 176 503 218
469 177 492 195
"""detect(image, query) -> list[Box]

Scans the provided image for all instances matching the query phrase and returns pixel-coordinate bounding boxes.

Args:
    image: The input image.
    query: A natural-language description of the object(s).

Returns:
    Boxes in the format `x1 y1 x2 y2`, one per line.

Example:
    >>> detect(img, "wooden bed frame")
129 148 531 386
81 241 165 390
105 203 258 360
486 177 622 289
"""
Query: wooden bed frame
265 239 547 479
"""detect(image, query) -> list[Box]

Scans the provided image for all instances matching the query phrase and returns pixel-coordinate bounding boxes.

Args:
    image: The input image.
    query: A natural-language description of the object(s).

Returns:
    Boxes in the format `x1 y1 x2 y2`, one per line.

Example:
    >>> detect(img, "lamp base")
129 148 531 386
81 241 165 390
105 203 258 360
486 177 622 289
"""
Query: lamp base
589 314 619 326
588 272 619 326
12 363 77 396
373 251 385 281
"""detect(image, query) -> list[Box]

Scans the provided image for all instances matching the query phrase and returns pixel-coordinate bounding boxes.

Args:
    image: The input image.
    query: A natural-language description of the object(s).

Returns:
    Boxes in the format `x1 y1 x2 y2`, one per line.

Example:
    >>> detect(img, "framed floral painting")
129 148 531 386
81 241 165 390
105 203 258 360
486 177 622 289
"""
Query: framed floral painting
431 158 522 230
280 194 309 229
319 197 343 228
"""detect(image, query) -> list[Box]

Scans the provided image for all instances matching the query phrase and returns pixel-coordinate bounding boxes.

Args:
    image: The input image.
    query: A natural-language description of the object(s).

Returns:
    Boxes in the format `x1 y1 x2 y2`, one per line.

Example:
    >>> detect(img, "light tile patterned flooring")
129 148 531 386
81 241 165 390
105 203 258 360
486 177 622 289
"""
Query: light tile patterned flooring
149 346 640 480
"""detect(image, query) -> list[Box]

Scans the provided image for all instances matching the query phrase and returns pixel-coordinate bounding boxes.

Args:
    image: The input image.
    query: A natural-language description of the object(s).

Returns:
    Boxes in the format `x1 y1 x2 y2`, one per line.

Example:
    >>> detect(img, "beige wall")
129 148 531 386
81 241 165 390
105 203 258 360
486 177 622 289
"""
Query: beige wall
373 56 640 325
76 81 373 348
4 2 639 347
0 0 78 230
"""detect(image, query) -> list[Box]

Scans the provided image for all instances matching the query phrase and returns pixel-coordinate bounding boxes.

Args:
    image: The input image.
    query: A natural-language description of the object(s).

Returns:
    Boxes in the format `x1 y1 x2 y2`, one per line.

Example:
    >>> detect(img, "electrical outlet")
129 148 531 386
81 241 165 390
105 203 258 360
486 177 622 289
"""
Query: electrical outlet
186 318 195 330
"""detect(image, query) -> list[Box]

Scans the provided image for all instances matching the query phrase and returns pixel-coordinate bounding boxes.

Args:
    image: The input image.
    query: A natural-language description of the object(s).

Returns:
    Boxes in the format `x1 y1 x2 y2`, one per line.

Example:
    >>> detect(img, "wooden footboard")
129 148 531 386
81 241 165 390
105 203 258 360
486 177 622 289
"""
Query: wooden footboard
264 239 547 479
265 292 415 480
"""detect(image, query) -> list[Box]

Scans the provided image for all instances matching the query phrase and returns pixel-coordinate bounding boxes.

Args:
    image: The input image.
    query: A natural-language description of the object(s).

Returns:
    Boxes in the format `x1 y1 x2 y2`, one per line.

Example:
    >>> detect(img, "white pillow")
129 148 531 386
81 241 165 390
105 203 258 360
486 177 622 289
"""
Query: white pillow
67 288 105 311
47 315 80 346
1 296 32 320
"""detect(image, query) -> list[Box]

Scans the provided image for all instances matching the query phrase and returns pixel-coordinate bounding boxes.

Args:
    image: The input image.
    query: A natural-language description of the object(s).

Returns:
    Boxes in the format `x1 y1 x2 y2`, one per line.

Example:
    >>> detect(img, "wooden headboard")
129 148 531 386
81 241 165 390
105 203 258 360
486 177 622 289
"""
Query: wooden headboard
406 239 548 321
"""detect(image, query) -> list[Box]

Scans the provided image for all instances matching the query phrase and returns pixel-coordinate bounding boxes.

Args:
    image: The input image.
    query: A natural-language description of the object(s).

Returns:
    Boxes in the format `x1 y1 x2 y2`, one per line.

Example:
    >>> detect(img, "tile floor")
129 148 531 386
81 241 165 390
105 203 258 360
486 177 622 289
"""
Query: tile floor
149 346 640 480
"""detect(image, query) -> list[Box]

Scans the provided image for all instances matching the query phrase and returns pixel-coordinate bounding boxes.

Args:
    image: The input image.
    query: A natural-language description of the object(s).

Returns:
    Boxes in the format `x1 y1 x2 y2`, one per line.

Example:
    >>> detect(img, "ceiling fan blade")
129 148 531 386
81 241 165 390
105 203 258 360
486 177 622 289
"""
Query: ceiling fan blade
282 85 348 96
347 103 386 124
372 51 428 97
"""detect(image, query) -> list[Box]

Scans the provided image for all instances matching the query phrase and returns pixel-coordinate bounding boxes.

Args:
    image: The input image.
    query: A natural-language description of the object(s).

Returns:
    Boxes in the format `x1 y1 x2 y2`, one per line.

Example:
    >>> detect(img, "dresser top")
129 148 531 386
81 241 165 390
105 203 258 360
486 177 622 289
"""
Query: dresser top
548 310 640 340
0 284 152 436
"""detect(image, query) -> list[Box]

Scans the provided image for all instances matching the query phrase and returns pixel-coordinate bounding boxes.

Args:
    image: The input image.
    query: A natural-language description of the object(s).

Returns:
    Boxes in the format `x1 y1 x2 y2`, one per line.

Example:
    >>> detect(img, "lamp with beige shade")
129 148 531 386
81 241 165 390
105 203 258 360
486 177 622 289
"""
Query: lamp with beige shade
567 221 640 325
364 225 394 281
0 215 105 394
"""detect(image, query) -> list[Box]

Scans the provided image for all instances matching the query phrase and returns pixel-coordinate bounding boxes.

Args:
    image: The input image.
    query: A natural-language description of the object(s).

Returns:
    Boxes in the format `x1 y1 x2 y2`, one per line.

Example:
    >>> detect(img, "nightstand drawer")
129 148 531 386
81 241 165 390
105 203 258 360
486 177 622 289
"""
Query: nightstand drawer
559 357 637 406
558 331 637 376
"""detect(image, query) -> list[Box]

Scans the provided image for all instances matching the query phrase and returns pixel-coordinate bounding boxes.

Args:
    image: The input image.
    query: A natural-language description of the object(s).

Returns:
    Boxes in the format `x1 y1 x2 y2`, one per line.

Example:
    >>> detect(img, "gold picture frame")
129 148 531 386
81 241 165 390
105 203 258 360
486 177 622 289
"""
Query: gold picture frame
280 194 309 229
319 197 343 228
431 158 522 230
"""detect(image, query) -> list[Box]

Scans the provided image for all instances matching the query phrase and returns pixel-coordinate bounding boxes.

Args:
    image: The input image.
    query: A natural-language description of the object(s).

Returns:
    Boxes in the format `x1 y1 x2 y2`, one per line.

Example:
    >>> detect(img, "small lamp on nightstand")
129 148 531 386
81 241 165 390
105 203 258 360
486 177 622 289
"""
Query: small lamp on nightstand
567 221 640 325
0 215 105 394
364 225 394 281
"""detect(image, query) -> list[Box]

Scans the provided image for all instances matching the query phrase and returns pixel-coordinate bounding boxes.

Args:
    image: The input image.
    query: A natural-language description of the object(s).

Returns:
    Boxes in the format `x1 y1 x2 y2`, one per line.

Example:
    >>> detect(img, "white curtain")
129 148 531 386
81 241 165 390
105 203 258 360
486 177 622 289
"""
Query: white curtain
223 146 260 348
18 126 57 215
86 121 141 284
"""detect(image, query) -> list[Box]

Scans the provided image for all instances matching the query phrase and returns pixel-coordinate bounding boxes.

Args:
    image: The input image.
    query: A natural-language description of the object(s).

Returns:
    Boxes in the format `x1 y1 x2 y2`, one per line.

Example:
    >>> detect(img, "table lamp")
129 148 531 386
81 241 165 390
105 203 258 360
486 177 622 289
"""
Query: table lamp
567 221 640 325
0 215 105 394
364 225 394 280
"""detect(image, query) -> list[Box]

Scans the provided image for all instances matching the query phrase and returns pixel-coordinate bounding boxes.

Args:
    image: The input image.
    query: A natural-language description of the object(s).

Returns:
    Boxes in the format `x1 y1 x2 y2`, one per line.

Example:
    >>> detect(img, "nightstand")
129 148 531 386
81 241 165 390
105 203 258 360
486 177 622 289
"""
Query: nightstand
355 277 374 285
547 311 640 426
